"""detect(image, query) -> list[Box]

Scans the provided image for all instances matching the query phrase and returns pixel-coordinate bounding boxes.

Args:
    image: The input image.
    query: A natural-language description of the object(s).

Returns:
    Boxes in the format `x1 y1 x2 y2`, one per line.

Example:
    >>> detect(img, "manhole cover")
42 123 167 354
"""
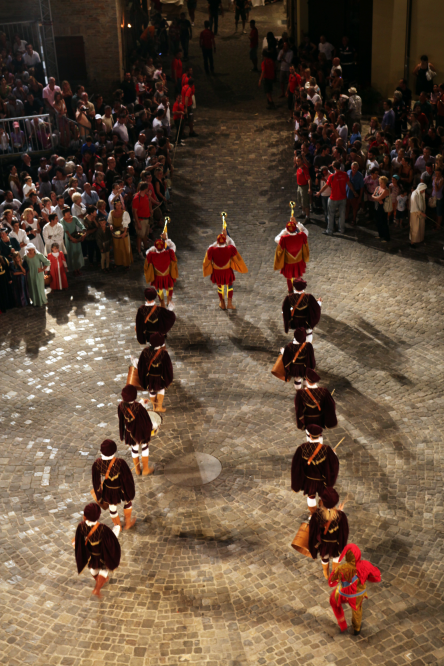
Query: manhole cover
164 452 222 487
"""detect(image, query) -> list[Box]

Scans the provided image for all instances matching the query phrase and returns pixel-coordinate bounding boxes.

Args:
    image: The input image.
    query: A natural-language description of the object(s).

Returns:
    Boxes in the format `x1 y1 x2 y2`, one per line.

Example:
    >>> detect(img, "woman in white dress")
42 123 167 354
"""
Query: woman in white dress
9 220 29 258
71 192 86 220
21 208 45 255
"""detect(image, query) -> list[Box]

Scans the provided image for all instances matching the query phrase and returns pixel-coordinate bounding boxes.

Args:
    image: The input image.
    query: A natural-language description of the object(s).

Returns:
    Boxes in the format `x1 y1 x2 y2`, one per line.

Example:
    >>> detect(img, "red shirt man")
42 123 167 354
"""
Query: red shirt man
172 99 185 121
325 169 350 200
172 55 183 84
261 57 275 80
200 27 215 50
288 71 301 94
132 187 151 219
182 81 195 108
250 25 258 49
296 163 310 186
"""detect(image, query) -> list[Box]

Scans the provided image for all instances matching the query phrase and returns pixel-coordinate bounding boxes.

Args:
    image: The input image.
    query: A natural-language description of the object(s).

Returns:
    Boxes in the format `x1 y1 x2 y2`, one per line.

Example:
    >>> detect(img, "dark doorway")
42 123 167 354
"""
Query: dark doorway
307 0 373 85
55 36 87 82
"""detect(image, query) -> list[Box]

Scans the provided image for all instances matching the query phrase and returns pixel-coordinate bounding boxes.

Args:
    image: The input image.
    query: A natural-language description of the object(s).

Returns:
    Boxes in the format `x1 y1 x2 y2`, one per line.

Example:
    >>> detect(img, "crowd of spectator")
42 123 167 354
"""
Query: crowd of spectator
0 25 198 313
255 31 443 248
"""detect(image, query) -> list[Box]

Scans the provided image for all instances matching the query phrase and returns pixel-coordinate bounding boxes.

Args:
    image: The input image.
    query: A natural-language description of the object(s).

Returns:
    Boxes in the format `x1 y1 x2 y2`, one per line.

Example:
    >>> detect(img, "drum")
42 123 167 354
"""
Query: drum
139 399 162 437
127 366 143 391
291 522 312 557
271 353 287 382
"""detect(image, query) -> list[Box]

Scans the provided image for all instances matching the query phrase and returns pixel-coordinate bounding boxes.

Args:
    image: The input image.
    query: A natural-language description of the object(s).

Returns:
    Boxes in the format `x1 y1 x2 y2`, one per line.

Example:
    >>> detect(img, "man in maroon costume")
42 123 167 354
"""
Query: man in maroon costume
295 368 337 430
308 487 349 580
202 229 248 310
282 277 322 343
291 424 339 514
92 439 136 533
135 287 176 345
274 218 309 293
328 543 381 635
137 332 173 413
280 327 316 390
74 502 121 598
118 384 155 476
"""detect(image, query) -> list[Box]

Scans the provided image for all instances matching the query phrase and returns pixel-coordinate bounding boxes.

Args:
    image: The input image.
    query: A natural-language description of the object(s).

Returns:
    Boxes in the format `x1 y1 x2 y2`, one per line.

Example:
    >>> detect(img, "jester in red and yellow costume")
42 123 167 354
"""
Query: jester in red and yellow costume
274 218 309 293
144 236 178 308
328 543 381 635
202 230 248 310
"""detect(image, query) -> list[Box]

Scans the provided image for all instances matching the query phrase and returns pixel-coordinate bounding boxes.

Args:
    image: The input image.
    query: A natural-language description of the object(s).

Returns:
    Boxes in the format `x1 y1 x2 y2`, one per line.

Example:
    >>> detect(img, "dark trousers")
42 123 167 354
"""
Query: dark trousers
86 238 101 264
209 11 219 34
376 206 390 241
202 47 214 74
180 35 190 59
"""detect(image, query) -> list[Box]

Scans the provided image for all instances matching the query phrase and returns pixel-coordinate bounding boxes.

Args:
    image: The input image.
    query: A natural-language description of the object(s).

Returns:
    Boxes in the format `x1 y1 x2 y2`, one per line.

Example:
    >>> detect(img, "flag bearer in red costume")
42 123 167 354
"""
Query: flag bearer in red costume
274 217 309 293
291 424 339 515
280 327 316 390
308 487 349 580
118 384 155 476
92 439 136 533
295 368 337 430
328 543 381 635
282 277 322 342
74 503 121 598
202 229 248 310
135 287 176 345
137 332 174 413
144 234 178 308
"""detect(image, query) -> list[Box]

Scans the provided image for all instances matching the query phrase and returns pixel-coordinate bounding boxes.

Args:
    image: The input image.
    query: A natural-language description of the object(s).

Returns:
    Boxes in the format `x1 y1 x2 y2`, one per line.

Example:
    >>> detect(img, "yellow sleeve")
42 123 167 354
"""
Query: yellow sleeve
202 252 213 277
144 259 155 284
302 242 310 263
274 244 285 270
170 260 179 280
231 251 248 274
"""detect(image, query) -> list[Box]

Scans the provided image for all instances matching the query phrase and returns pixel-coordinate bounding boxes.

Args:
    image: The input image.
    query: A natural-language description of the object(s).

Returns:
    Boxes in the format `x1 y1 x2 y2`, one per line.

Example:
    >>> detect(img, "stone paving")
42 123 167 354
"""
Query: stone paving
2 3 444 666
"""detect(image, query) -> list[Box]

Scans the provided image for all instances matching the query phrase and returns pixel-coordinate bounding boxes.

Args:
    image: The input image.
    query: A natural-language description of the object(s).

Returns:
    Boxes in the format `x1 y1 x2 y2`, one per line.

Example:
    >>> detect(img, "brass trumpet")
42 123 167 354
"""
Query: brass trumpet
221 211 227 230
289 201 296 218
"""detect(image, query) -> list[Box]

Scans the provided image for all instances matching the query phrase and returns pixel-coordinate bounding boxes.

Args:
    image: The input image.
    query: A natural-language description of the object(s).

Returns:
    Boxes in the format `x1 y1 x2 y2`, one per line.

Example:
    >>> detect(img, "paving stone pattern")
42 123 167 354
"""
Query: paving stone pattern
1 4 444 666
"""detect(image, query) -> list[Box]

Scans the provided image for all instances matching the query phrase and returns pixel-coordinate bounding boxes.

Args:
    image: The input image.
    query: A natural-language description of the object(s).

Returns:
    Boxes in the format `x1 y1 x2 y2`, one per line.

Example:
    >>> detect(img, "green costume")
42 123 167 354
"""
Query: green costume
61 216 85 271
25 250 50 307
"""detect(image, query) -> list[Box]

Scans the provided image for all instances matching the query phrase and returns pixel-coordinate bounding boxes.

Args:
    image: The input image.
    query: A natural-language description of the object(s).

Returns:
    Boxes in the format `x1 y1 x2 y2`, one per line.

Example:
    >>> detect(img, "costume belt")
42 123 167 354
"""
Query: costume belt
213 260 231 270
339 575 366 598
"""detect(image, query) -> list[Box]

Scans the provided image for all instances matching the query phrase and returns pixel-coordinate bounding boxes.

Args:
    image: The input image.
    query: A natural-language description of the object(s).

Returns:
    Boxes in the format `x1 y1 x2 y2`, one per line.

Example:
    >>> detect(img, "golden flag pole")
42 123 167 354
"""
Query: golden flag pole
289 201 296 218
221 211 227 232
163 216 170 248
333 437 345 452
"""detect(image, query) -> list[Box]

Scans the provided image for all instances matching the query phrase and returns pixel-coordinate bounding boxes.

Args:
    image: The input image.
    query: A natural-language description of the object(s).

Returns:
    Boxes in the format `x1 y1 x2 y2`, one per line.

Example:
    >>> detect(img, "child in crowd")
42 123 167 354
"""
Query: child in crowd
47 242 68 290
96 216 113 272
395 183 409 228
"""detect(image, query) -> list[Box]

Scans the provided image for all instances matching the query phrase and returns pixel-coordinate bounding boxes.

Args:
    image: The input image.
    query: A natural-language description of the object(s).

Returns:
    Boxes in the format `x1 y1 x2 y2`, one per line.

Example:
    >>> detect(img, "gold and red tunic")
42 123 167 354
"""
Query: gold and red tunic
203 242 248 286
274 231 309 279
144 248 178 290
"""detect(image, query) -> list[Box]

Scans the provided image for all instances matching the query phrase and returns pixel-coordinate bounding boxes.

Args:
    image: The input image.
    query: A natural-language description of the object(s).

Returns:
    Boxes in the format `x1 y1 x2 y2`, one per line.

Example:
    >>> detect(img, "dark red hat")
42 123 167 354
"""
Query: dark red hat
150 332 165 348
121 384 137 402
306 368 320 384
100 439 117 456
286 219 297 232
321 487 339 509
217 233 226 244
154 238 165 251
144 287 157 301
84 503 101 521
293 278 307 291
306 424 323 437
294 327 306 343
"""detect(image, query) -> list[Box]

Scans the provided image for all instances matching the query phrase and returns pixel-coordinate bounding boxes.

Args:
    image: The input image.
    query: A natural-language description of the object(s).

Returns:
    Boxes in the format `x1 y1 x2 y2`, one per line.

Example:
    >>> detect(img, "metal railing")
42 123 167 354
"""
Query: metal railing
0 113 56 156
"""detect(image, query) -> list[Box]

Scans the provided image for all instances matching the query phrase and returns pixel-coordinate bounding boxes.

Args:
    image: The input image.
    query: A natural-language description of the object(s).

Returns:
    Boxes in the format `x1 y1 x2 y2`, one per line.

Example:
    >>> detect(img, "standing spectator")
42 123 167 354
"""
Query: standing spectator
286 65 300 117
432 168 443 230
396 78 412 109
113 115 129 144
381 100 395 136
258 50 275 109
120 73 137 106
371 176 391 242
60 208 85 276
317 160 358 236
179 12 192 61
317 166 332 225
42 212 65 253
338 36 355 84
172 94 185 145
409 182 427 247
413 55 436 96
96 215 113 272
346 161 364 226
83 205 101 267
393 91 406 138
199 21 216 75
24 243 50 307
346 87 362 127
132 183 151 258
235 0 247 33
23 44 41 69
42 77 61 114
187 0 197 25
108 198 132 269
318 35 335 68
295 156 311 223
249 20 259 72
277 42 293 99
9 252 30 308
208 0 222 35
172 51 183 96
182 77 197 137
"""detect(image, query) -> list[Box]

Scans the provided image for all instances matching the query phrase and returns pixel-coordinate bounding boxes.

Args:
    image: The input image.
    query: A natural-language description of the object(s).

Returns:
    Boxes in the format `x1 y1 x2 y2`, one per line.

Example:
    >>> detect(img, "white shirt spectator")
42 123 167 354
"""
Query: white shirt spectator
52 204 65 221
43 221 65 253
134 140 147 160
365 159 379 175
319 41 335 60
348 94 362 118
277 49 294 72
23 182 37 198
0 198 21 214
152 118 163 132
108 192 125 210
13 39 27 55
71 202 86 218
9 228 29 257
307 92 321 105
336 123 348 144
23 50 41 68
112 121 129 143
43 83 61 108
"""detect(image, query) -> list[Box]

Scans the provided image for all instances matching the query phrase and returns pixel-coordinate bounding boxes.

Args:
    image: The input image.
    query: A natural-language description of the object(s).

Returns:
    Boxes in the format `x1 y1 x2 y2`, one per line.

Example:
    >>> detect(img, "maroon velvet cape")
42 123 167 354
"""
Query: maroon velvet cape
75 521 121 574
282 292 321 334
308 509 349 560
291 442 339 496
294 387 337 430
118 401 153 445
92 457 135 506
138 346 173 393
135 304 176 344
282 341 316 380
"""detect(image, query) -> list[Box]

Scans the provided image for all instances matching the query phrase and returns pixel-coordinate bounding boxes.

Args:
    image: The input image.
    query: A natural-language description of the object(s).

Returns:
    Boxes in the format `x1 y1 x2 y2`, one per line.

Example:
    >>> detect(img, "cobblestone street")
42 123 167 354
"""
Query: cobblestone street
2 4 444 666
